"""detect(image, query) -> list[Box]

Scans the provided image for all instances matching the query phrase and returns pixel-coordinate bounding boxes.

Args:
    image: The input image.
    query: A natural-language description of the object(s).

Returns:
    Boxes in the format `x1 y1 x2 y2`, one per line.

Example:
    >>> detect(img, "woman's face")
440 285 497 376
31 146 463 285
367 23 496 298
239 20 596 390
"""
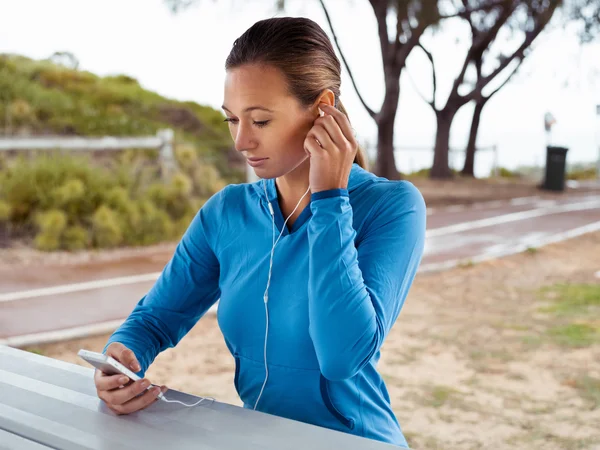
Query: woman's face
222 64 317 179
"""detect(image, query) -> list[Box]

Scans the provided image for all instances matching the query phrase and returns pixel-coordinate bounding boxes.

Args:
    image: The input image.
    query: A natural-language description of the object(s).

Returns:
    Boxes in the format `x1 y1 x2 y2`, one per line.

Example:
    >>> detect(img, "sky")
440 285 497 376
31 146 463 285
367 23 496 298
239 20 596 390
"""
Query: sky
0 0 599 177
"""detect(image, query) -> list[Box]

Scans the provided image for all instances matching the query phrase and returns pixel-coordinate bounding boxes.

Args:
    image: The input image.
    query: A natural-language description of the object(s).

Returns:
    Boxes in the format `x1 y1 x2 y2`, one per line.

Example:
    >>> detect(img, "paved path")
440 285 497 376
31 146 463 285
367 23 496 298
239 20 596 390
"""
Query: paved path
1 190 599 346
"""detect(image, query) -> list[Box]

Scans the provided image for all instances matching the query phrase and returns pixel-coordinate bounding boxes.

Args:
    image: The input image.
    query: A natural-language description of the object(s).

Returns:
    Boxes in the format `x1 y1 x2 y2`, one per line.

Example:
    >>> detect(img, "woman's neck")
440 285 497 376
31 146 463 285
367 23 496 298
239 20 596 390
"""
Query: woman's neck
275 159 311 225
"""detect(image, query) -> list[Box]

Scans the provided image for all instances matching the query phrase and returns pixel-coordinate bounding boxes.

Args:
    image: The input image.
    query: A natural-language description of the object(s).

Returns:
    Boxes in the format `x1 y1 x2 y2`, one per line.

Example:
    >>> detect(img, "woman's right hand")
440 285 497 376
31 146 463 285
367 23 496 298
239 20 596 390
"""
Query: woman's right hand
94 342 167 415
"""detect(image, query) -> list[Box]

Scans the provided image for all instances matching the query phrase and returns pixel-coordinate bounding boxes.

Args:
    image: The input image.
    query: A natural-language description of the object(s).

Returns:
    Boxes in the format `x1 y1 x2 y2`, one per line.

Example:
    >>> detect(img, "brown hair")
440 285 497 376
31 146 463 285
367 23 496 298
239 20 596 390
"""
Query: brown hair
225 17 368 171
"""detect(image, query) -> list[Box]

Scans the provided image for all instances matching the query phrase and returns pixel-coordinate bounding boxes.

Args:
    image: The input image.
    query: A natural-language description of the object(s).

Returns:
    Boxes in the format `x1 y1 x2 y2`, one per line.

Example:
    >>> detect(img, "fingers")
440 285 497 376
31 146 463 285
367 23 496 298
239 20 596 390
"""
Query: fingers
109 385 163 415
319 104 356 147
307 124 335 150
95 370 131 392
304 135 326 157
106 378 153 406
314 114 347 150
107 343 140 373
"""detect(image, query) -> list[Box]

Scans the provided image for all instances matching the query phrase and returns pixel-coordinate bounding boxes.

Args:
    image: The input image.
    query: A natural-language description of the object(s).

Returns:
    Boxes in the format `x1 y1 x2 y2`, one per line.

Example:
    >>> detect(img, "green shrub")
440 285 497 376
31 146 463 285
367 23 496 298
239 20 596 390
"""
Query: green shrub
51 179 86 206
495 167 519 178
34 209 67 235
0 54 241 250
103 186 131 211
1 154 111 223
34 232 61 251
171 172 193 197
0 201 11 222
135 200 174 245
567 167 596 180
175 144 199 171
92 205 122 248
62 225 90 250
193 164 227 197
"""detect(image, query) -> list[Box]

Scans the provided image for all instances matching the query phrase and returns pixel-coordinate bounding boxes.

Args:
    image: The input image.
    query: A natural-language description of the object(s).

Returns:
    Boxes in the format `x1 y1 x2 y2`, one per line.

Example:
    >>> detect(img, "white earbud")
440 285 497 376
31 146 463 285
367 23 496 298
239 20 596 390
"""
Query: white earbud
254 178 310 410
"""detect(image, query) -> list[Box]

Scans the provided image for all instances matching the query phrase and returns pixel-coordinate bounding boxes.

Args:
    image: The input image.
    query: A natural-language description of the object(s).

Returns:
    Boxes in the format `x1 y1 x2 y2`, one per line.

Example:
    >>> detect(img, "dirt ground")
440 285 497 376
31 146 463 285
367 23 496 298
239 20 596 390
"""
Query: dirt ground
31 231 600 450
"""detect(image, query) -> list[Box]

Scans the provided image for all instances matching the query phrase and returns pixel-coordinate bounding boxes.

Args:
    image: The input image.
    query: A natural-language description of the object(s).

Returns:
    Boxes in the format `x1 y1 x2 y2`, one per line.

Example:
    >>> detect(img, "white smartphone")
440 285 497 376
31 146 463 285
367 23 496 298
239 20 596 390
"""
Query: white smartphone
78 349 165 401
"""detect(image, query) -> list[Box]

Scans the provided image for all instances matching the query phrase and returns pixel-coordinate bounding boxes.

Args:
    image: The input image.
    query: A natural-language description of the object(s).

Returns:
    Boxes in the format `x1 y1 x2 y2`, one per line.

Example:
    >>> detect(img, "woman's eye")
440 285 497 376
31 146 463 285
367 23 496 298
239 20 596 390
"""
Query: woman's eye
223 118 269 128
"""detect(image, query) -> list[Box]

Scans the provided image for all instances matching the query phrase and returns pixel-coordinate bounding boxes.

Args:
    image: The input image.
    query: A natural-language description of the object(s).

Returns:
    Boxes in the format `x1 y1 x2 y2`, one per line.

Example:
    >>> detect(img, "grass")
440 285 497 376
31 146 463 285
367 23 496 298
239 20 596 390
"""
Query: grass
427 385 460 408
521 335 543 350
537 283 600 316
547 323 599 347
532 283 600 348
25 347 45 356
457 259 475 269
572 376 600 409
510 431 600 449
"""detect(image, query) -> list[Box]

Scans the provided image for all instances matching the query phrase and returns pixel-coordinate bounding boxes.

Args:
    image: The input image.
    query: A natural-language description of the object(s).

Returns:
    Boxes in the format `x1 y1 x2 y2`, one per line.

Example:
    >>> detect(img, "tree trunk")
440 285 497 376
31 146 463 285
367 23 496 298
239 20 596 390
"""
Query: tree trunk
461 98 485 177
375 65 402 180
430 109 457 179
375 112 399 180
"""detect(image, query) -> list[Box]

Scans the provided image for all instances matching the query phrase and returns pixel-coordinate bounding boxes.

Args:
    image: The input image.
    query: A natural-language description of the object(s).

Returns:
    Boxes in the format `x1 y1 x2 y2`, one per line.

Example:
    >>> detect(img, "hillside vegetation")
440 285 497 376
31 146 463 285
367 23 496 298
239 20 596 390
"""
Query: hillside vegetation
0 53 243 250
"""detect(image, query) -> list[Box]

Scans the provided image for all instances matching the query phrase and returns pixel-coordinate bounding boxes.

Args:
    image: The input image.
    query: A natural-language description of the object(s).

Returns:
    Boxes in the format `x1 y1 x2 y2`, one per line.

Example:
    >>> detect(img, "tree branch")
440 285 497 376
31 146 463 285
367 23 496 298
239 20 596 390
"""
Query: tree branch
449 0 517 104
391 1 411 61
319 0 377 119
440 0 511 19
396 20 428 67
405 67 436 109
417 43 437 108
468 7 556 102
369 0 391 65
485 56 523 99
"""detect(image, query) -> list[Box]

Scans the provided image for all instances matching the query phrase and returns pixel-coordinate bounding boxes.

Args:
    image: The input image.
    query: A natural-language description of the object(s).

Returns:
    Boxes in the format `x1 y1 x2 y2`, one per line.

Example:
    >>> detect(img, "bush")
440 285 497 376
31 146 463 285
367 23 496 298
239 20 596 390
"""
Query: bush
62 225 90 250
1 154 111 223
34 232 61 251
495 167 519 178
92 205 122 248
567 167 596 180
0 48 239 250
193 164 227 197
134 200 174 245
0 151 220 250
0 201 11 222
33 209 67 251
35 209 67 235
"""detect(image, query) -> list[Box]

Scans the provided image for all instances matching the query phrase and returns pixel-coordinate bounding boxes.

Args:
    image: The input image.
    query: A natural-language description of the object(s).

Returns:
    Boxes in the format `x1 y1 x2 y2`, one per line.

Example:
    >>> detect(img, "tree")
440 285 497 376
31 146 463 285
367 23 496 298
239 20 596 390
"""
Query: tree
48 51 80 70
565 0 600 43
460 55 522 177
460 0 600 177
460 0 600 178
411 0 560 179
164 0 489 179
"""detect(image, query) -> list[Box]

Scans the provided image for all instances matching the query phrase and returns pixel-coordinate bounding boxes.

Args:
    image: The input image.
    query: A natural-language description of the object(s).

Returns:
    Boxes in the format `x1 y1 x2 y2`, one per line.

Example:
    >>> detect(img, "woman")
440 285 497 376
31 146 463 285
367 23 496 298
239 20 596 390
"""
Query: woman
95 17 426 448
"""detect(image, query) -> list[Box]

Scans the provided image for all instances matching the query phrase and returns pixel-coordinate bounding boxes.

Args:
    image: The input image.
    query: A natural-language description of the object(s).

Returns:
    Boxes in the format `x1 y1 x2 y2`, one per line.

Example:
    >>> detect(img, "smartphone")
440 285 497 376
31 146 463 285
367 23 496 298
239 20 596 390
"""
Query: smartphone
78 349 165 400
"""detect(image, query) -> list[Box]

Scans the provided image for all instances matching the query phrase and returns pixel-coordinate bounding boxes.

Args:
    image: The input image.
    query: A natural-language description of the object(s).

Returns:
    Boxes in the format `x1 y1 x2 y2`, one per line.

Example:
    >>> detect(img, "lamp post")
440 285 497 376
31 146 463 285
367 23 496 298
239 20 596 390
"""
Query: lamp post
596 104 600 179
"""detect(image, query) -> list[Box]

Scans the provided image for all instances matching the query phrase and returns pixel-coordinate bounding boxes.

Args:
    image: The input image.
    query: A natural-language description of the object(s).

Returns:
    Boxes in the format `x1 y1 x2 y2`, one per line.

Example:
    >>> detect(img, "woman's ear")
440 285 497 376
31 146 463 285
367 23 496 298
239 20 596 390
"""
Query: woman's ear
313 89 336 116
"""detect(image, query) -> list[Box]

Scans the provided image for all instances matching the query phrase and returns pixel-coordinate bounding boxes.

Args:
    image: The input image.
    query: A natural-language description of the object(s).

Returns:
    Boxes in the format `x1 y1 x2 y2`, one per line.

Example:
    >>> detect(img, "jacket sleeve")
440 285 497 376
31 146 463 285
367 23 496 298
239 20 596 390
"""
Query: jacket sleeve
307 182 426 381
103 189 225 377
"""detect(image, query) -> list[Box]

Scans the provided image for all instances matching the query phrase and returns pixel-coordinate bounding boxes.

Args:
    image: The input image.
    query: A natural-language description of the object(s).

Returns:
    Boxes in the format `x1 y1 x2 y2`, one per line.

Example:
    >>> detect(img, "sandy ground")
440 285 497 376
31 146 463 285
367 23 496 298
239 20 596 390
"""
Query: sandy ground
30 231 600 449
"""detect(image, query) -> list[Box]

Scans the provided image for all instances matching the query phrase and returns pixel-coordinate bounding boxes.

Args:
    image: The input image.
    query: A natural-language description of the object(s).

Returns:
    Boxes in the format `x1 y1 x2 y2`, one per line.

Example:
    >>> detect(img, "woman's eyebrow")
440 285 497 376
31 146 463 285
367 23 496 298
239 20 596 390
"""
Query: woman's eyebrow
222 105 275 114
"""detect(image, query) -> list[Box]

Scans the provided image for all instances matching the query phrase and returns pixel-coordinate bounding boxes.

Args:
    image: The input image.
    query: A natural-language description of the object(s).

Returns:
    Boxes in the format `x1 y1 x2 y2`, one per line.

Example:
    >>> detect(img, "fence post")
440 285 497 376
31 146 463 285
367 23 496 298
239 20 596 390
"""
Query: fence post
157 128 175 180
492 145 499 178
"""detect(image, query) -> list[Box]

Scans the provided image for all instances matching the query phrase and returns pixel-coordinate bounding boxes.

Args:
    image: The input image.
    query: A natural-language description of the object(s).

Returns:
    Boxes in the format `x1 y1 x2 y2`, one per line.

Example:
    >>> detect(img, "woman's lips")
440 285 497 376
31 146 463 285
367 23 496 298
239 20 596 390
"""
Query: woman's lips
247 157 268 167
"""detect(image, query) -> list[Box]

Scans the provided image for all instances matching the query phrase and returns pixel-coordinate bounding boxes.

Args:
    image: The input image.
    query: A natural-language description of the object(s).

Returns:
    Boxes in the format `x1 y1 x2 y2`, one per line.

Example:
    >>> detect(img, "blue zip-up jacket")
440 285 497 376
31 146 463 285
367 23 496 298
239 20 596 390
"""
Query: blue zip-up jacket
104 163 426 447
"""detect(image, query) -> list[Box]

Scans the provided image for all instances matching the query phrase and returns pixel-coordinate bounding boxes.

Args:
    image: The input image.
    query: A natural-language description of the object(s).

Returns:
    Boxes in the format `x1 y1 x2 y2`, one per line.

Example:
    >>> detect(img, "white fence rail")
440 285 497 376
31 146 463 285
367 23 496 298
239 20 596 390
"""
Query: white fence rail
0 129 176 178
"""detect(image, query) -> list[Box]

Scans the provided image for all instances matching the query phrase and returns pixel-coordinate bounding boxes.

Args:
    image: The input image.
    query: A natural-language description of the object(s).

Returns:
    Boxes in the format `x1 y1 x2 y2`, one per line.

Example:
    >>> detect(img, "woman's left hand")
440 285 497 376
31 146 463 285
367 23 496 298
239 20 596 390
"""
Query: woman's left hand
304 103 358 194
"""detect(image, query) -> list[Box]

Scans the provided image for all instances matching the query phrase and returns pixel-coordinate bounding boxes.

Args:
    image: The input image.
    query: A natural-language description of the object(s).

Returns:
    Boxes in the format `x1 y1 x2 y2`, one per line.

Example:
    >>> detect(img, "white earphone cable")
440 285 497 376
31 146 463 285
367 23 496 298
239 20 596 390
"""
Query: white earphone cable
253 179 310 410
160 395 215 407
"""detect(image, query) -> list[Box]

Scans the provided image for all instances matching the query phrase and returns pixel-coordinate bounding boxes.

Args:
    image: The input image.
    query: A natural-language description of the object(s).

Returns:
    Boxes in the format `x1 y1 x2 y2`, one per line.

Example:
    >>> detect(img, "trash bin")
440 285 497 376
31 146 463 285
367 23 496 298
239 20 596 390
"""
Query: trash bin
541 146 568 191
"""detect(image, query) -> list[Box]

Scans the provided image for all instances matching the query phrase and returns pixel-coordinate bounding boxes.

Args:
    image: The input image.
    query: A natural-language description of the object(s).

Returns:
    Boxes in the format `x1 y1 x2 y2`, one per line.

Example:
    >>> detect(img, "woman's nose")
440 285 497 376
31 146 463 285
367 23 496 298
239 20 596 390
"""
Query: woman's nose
234 123 257 153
